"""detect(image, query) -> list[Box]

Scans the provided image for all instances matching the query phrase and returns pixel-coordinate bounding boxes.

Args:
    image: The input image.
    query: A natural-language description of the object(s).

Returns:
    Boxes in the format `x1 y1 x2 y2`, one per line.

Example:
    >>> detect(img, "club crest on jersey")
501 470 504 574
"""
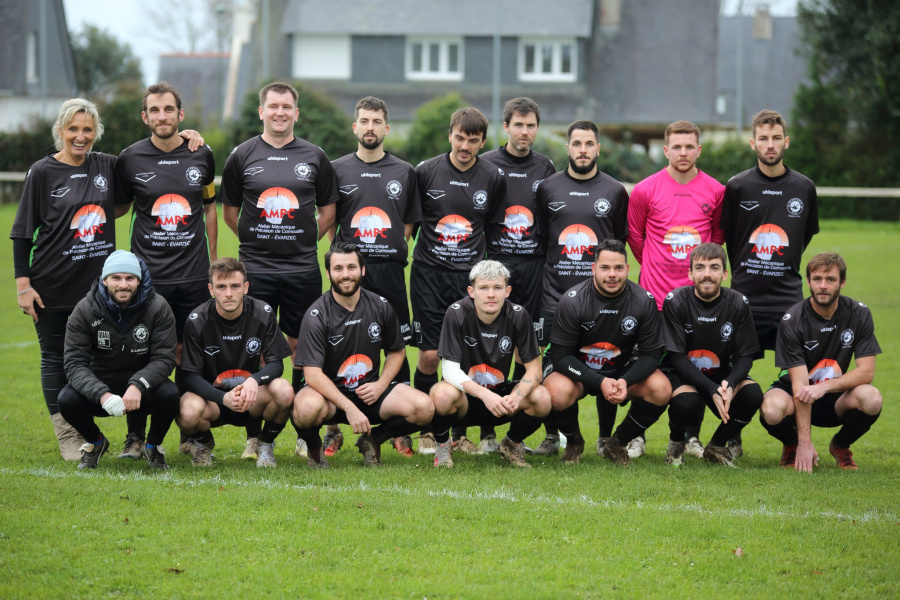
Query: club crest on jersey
246 337 261 355
464 336 478 347
98 330 111 348
594 198 611 216
93 175 108 191
621 316 637 333
720 322 734 341
841 329 854 347
185 166 202 185
701 203 711 214
787 198 804 216
294 163 311 180
133 324 149 343
387 180 402 198
473 190 488 209
499 336 512 354
368 322 382 341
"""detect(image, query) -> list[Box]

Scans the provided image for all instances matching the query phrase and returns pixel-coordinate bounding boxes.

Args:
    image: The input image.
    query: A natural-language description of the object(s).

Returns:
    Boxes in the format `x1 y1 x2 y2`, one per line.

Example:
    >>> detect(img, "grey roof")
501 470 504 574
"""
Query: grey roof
281 0 593 36
159 54 229 128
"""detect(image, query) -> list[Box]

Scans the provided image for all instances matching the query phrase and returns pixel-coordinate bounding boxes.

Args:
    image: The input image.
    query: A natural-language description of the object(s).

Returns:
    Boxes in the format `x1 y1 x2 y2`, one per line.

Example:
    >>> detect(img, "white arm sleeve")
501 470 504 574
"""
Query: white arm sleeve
440 358 470 392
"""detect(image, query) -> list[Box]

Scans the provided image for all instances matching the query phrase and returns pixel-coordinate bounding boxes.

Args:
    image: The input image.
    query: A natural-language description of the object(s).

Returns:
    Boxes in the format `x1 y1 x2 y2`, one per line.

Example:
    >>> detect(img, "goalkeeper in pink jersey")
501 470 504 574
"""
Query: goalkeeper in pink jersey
625 120 725 459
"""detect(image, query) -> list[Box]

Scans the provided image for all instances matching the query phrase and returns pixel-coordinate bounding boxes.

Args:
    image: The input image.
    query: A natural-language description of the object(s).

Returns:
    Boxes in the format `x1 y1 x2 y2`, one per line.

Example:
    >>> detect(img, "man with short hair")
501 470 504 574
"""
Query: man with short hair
326 96 421 458
220 81 339 458
114 81 218 460
478 97 555 453
429 260 551 467
409 107 506 454
660 243 763 467
177 257 295 467
627 120 725 459
291 243 434 468
531 120 629 457
759 253 882 472
542 239 671 465
58 250 179 470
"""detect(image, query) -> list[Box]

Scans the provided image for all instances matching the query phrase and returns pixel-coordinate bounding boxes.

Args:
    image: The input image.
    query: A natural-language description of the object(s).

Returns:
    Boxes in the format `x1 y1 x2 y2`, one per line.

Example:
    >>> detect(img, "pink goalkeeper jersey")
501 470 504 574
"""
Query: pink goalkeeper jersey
627 168 724 309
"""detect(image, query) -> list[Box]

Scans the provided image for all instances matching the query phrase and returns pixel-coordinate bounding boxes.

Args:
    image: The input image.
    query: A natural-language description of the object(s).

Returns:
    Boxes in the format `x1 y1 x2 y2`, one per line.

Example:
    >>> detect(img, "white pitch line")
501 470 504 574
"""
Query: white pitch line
0 340 37 350
2 466 895 524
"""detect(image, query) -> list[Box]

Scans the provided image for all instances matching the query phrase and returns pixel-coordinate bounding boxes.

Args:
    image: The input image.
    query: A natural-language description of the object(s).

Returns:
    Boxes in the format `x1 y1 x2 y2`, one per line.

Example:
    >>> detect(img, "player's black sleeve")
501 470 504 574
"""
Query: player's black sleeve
621 351 662 388
725 355 754 390
183 370 226 404
113 155 135 205
613 185 629 242
219 148 244 207
250 361 284 386
13 238 31 277
550 342 607 391
803 185 819 250
670 352 719 397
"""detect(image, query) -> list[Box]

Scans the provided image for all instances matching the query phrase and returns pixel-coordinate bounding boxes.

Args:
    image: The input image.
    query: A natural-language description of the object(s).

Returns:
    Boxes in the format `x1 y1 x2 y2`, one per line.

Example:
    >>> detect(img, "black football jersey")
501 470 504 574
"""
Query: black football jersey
220 135 338 273
10 152 116 310
775 295 881 385
552 279 662 377
437 296 540 390
536 169 629 313
332 152 421 265
412 154 506 271
115 138 216 283
180 295 291 390
294 289 404 392
721 166 819 312
661 285 759 381
481 146 556 260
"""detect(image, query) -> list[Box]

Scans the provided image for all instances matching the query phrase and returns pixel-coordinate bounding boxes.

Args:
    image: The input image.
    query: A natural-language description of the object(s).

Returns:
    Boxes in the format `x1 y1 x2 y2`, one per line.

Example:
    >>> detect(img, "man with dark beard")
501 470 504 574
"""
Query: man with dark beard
530 120 629 457
659 243 762 467
291 243 434 468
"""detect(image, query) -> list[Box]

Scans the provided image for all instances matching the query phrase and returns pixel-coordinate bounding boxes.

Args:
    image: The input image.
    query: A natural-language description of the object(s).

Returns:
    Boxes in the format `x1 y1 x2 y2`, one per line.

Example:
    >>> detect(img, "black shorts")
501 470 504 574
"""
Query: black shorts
752 310 785 357
247 269 322 338
663 369 751 394
362 261 412 343
155 279 211 341
536 311 555 346
768 379 844 427
409 263 470 350
459 381 519 427
489 257 543 321
321 381 400 425
209 403 255 428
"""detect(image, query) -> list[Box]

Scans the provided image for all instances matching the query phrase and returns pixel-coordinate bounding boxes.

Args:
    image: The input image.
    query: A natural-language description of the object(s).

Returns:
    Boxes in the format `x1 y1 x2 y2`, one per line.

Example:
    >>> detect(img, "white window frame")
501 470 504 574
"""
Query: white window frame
405 37 463 81
518 38 577 82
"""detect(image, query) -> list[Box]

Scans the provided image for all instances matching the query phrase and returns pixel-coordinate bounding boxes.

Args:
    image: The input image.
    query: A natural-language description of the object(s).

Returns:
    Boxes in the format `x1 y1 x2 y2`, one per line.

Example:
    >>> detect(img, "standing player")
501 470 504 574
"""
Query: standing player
176 258 295 467
759 253 882 472
660 243 763 467
220 81 338 458
542 239 671 465
627 120 725 459
479 97 555 453
114 82 218 460
326 97 421 458
409 107 506 453
429 260 551 468
291 243 433 468
531 120 629 457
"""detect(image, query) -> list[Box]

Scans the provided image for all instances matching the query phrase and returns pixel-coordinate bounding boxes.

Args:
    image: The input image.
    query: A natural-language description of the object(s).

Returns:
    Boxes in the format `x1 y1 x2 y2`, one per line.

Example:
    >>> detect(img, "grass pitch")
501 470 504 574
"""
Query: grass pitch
0 205 898 598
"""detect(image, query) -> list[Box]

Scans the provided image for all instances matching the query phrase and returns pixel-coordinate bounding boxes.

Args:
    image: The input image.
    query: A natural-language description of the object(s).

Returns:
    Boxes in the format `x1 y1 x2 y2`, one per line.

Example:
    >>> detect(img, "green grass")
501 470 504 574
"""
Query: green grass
0 206 898 598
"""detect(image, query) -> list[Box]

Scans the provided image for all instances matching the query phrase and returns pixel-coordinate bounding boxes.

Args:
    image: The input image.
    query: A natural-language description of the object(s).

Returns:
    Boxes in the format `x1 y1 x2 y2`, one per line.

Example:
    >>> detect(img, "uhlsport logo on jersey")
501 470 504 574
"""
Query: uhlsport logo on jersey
809 359 842 385
580 342 620 370
435 215 473 247
351 207 392 244
213 369 252 390
257 187 299 224
664 226 702 260
559 224 598 261
70 205 107 242
152 194 192 231
687 349 720 375
502 206 534 240
338 354 374 390
749 224 789 261
468 364 505 389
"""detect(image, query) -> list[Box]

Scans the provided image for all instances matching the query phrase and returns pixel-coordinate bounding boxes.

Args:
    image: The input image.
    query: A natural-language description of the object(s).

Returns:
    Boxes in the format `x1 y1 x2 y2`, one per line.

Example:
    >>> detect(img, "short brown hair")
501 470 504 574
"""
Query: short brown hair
806 252 847 282
752 109 787 137
449 107 489 140
143 82 182 112
664 120 700 145
503 97 541 126
689 243 727 270
355 96 388 121
259 81 298 106
209 257 247 284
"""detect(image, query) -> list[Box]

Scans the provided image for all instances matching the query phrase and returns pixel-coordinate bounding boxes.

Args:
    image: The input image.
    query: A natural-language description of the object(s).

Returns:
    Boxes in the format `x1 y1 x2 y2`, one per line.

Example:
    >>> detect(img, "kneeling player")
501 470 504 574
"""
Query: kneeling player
428 260 550 468
543 239 671 465
291 243 433 468
177 258 295 467
759 253 882 472
661 243 763 466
